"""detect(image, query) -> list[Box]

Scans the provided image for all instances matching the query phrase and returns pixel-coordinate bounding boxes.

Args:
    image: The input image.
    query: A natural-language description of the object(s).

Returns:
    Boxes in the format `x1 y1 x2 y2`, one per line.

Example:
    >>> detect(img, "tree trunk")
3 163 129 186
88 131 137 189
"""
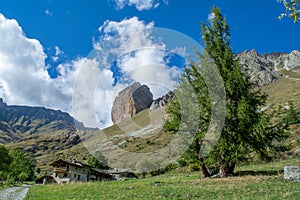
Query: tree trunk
195 139 210 178
199 155 210 178
219 157 235 178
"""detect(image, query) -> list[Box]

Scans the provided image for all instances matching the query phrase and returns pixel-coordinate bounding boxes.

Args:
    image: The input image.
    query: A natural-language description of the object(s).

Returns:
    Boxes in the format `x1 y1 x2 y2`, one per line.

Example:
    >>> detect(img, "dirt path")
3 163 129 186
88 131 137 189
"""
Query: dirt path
0 185 31 200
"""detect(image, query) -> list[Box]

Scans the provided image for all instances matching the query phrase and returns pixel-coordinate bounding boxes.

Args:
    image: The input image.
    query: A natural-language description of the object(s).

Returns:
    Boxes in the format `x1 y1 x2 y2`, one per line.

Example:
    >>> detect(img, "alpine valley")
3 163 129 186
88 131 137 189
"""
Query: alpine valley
1 49 300 172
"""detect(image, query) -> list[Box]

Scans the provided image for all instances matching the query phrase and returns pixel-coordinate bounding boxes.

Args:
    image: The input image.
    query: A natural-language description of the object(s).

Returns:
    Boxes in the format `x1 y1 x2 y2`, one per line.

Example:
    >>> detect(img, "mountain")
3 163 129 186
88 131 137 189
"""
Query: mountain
111 82 153 124
0 98 92 169
1 49 299 171
0 98 85 144
150 91 174 110
237 49 300 86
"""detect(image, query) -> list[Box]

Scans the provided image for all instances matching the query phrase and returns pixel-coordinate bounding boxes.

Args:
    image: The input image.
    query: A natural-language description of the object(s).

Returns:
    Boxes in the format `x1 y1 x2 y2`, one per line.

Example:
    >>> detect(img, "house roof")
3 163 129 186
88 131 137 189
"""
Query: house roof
50 158 113 177
50 158 90 168
106 169 131 174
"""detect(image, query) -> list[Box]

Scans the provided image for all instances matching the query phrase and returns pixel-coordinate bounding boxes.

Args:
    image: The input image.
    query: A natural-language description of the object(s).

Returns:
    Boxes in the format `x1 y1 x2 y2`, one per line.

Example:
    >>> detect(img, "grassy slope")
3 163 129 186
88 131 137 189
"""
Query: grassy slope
262 77 300 108
27 158 300 200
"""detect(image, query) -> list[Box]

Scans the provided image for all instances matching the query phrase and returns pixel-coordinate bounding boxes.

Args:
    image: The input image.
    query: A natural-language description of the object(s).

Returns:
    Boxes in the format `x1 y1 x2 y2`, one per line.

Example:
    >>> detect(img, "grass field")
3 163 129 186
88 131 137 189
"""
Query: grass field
27 158 300 200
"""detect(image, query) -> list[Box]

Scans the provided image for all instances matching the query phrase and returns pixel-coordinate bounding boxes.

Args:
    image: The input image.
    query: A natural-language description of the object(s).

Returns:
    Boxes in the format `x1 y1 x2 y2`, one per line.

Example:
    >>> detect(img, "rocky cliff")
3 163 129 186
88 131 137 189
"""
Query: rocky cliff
262 50 300 71
236 49 300 86
150 91 174 110
111 82 153 124
236 50 279 86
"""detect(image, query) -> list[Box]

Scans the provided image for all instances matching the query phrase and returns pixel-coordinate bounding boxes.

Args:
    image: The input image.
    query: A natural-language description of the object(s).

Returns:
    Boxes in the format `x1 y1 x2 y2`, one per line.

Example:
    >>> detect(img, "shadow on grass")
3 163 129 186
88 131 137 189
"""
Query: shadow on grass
234 170 284 176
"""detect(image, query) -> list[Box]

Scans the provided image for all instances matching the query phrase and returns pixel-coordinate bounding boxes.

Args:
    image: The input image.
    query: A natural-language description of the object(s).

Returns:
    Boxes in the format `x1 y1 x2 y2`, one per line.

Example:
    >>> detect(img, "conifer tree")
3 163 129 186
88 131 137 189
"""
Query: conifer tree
164 6 289 177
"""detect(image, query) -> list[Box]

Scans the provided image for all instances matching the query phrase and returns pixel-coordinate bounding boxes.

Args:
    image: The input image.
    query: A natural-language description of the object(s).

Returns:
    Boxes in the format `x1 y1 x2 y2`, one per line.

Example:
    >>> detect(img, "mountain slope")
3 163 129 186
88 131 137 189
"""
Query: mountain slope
1 50 299 171
0 98 84 144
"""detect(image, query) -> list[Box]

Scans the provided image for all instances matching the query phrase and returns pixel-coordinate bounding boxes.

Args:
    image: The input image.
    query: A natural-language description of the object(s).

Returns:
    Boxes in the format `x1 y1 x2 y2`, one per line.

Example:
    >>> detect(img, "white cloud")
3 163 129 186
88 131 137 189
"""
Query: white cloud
0 14 181 129
96 17 179 94
89 17 182 127
113 0 167 11
45 9 53 16
51 46 63 62
0 13 83 113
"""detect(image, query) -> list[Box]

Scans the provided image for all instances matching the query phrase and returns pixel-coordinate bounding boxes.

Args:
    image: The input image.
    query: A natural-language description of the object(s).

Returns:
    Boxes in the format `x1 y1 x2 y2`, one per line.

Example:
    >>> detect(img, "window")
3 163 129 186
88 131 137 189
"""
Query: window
74 174 76 178
63 173 67 178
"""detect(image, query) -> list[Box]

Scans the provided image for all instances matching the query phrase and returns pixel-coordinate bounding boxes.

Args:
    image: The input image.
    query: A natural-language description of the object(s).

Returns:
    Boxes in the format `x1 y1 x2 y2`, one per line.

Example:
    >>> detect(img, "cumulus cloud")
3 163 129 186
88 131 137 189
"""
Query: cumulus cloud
0 13 182 129
0 13 91 113
113 0 167 11
76 16 183 128
0 13 64 109
95 17 180 94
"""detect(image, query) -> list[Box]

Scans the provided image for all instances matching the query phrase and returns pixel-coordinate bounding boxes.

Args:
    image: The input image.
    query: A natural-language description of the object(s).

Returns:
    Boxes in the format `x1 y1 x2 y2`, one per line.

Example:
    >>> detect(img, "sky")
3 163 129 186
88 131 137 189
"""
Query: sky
0 0 300 128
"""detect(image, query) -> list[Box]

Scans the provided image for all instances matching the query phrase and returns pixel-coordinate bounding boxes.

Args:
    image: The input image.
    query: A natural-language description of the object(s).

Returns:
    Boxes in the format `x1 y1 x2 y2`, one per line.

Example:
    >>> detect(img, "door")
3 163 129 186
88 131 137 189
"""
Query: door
78 175 80 181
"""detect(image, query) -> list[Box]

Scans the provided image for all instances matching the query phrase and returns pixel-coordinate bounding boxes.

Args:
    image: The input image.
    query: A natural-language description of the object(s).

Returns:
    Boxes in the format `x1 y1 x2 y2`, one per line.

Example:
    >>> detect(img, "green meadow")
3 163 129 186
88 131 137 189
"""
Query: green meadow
27 158 300 200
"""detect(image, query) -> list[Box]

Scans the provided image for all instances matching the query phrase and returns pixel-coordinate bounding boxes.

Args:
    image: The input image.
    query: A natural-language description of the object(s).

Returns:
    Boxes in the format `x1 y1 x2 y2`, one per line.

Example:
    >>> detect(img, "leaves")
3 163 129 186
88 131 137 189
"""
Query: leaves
164 6 291 177
277 0 300 23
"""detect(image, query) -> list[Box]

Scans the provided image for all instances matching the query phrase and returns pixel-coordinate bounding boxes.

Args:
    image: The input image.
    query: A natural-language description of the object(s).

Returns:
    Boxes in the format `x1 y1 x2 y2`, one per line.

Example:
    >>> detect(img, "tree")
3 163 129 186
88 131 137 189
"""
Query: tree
8 149 32 182
164 6 289 178
88 151 109 169
0 145 12 181
278 0 300 23
278 102 300 125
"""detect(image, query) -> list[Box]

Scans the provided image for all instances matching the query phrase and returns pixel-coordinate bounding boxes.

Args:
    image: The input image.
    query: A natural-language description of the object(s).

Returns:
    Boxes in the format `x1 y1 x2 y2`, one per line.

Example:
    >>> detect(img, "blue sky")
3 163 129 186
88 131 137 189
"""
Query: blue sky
0 0 299 128
1 0 299 59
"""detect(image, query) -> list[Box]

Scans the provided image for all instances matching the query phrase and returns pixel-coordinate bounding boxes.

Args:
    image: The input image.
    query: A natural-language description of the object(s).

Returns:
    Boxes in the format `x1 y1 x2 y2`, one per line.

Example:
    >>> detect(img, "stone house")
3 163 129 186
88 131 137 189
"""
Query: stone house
35 159 113 184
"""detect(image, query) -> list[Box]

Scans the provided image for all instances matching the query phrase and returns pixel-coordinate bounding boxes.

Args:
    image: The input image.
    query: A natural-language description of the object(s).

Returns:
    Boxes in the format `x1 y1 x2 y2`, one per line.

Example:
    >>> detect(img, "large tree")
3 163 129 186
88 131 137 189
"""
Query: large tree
164 6 288 178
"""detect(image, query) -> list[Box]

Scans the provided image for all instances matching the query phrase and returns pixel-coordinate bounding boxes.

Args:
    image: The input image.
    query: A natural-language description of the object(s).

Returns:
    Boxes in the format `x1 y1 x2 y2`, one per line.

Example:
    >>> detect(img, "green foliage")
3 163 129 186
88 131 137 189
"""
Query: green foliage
0 146 36 183
0 145 12 181
278 0 300 23
278 102 300 126
203 7 290 173
7 149 36 182
88 151 109 169
8 149 32 182
164 6 290 177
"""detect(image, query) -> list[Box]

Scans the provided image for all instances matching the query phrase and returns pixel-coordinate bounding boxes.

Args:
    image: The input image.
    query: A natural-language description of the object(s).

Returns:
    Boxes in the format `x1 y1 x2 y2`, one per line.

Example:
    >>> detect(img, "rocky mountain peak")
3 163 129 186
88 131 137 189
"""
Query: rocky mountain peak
236 49 300 86
150 91 174 110
111 82 153 124
236 50 278 87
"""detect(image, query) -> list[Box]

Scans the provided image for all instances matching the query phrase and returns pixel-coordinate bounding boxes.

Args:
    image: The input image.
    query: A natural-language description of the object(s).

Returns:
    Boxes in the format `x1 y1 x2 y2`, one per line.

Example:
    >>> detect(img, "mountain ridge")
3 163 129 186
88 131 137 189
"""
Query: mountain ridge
1 49 299 170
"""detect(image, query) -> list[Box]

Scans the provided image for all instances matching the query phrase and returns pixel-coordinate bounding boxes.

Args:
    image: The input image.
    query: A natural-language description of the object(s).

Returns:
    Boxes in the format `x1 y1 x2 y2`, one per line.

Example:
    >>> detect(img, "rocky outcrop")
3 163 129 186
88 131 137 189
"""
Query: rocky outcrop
284 166 300 181
111 82 153 124
236 49 300 86
150 91 174 110
236 50 279 86
262 50 300 70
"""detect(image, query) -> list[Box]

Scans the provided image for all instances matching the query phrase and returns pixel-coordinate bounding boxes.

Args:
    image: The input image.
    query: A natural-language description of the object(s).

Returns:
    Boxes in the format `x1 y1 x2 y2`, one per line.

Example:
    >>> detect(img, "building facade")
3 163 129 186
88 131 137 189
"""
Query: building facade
35 159 113 184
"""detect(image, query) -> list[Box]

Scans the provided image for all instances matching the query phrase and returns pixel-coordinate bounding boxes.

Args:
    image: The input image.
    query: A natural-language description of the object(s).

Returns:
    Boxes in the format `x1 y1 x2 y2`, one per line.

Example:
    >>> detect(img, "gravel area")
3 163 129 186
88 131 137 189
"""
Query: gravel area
0 185 31 200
